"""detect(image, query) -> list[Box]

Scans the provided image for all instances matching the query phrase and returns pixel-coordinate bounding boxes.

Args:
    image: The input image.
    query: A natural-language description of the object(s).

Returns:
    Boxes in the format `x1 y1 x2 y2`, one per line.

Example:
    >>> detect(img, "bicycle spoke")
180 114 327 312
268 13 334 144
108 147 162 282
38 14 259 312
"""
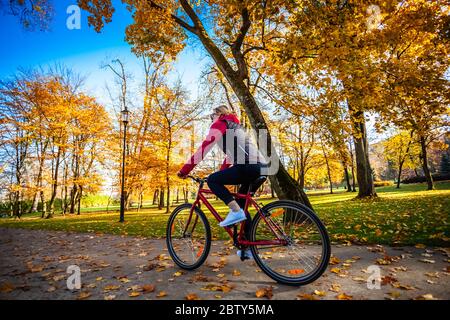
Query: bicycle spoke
168 207 209 268
252 203 327 281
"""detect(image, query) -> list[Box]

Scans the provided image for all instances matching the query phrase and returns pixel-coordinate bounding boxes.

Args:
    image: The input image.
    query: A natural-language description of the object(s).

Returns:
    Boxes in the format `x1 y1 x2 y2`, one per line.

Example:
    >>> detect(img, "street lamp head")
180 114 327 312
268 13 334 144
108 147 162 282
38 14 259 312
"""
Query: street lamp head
121 108 129 124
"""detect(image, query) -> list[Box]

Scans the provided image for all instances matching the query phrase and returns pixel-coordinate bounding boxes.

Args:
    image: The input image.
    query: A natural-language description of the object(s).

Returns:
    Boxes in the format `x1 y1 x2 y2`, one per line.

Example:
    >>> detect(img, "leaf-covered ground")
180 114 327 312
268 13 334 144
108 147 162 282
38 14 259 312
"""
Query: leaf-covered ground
0 228 448 300
0 182 448 246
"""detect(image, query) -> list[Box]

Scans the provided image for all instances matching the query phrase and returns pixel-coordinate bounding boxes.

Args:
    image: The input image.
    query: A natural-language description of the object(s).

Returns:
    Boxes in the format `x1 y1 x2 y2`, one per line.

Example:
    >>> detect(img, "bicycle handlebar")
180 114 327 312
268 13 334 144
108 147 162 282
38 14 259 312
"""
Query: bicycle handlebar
187 175 206 184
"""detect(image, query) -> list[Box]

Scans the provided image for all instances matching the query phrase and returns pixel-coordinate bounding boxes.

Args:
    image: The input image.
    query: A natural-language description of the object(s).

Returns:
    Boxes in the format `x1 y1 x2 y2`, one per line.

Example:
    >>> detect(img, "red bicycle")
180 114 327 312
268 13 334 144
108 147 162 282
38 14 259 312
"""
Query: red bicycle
166 175 330 285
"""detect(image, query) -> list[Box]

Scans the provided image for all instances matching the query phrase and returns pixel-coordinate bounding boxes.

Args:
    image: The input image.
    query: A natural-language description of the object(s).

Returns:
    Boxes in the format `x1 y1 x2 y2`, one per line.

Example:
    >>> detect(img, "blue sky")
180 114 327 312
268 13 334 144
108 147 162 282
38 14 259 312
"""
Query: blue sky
0 0 208 106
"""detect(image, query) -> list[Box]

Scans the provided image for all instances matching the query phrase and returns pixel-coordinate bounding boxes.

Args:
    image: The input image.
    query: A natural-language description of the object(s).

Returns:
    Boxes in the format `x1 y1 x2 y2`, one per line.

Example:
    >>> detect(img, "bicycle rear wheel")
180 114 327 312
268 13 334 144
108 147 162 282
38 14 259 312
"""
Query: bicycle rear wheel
250 200 330 285
166 203 211 270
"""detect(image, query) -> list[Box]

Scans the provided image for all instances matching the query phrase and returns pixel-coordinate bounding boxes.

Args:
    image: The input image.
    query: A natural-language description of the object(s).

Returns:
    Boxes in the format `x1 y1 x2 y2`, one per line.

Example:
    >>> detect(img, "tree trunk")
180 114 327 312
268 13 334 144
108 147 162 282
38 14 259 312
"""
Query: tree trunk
77 186 82 215
62 160 69 214
69 185 77 214
322 144 333 194
166 186 170 213
138 190 143 211
47 146 62 218
152 189 159 205
165 135 172 213
63 183 68 214
396 161 404 189
158 188 164 210
30 192 39 213
350 112 376 198
344 166 352 192
349 135 357 192
183 186 188 203
40 191 46 218
192 20 312 208
420 135 434 190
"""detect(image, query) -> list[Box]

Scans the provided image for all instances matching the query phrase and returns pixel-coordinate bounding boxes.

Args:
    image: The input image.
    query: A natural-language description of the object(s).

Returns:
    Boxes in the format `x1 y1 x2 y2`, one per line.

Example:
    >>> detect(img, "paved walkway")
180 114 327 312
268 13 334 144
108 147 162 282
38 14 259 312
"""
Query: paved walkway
0 228 448 300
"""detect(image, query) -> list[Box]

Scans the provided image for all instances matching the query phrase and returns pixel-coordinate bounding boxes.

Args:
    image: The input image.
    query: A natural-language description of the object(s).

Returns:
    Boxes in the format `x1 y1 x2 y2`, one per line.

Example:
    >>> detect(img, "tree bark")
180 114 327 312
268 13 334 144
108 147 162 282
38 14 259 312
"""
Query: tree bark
344 166 352 192
350 111 376 198
158 188 164 210
47 145 62 217
30 193 39 214
69 185 77 214
152 189 159 205
77 186 82 215
175 1 312 208
322 144 333 194
420 135 434 190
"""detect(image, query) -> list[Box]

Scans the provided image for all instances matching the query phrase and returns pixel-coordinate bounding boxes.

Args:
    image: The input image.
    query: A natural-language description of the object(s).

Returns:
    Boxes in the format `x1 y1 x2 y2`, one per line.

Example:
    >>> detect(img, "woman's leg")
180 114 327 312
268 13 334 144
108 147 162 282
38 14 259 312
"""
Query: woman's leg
207 165 243 207
207 164 261 206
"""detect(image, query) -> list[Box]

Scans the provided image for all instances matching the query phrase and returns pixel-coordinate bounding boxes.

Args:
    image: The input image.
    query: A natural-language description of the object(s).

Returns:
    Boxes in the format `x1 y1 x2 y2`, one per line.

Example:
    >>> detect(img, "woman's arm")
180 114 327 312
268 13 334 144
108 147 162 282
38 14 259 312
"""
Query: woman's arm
179 120 227 176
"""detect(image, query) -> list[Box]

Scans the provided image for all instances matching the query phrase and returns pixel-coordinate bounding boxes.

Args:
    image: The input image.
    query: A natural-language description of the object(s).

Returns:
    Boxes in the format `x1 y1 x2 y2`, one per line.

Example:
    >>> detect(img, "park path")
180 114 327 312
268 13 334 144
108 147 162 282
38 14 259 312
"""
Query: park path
0 228 448 300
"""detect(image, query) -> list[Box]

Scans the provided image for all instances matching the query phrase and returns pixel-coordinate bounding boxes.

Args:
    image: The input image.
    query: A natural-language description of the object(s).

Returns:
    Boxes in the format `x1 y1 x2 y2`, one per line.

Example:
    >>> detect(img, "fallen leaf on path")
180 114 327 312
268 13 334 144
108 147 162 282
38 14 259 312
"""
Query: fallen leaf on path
156 291 167 298
336 293 353 300
329 256 340 265
52 275 65 281
128 291 141 297
104 285 120 292
104 295 116 300
77 292 91 300
387 291 401 299
288 269 305 275
414 294 437 300
329 283 341 293
232 270 241 276
27 262 44 273
201 283 233 293
314 290 326 297
47 286 56 292
143 263 157 271
255 286 273 299
381 275 397 285
185 293 200 300
424 272 439 278
0 282 15 293
142 284 155 293
297 293 317 300
330 267 341 274
392 282 415 290
419 259 435 264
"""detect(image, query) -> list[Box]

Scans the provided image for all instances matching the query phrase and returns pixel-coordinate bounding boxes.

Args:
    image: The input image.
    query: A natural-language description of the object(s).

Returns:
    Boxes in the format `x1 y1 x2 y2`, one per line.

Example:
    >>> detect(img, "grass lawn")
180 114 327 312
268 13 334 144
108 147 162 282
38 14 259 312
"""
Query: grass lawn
0 182 449 246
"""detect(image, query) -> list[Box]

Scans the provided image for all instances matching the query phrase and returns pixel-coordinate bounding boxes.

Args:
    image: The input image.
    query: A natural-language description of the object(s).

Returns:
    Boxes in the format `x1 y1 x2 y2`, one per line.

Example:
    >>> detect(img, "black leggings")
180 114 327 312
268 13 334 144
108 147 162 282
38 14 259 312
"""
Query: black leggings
207 163 263 206
207 164 263 238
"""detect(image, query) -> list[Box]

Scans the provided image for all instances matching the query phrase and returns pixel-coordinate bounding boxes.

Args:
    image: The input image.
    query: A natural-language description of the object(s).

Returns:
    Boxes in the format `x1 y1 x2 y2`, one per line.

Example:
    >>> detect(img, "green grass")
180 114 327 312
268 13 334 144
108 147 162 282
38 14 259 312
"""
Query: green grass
1 182 449 246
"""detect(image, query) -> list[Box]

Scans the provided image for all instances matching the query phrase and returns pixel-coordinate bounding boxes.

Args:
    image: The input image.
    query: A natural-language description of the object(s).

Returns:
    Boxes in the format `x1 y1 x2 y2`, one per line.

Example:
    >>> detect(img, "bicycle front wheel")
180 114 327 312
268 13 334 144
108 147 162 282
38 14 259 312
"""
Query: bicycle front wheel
166 203 211 270
250 200 330 285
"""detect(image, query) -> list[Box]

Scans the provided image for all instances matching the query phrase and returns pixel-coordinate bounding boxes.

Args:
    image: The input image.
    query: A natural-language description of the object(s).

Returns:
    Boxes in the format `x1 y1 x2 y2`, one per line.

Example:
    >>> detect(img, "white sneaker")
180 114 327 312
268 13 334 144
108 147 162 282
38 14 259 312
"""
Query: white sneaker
219 209 246 227
237 249 253 260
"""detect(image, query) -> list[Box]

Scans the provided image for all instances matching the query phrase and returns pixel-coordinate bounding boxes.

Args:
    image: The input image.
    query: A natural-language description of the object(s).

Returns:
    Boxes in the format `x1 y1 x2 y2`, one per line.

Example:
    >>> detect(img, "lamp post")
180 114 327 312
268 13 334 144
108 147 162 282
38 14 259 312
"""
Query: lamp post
119 108 129 223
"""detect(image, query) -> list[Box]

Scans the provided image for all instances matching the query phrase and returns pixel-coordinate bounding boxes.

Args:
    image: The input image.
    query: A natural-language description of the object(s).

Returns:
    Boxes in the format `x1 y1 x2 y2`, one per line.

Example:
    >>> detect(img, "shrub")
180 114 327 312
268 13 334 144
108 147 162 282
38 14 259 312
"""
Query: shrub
401 173 450 184
374 180 394 187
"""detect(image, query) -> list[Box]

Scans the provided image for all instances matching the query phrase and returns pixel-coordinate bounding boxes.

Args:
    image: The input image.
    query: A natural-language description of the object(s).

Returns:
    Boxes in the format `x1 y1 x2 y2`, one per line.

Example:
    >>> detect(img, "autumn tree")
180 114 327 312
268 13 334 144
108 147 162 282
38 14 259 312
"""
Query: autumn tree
77 0 313 207
377 0 450 190
0 67 111 217
382 130 420 188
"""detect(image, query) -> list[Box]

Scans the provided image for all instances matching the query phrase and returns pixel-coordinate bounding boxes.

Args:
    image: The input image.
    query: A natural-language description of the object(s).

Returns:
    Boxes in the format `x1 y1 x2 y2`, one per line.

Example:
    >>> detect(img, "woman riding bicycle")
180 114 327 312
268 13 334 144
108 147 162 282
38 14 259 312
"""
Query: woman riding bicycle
177 105 267 257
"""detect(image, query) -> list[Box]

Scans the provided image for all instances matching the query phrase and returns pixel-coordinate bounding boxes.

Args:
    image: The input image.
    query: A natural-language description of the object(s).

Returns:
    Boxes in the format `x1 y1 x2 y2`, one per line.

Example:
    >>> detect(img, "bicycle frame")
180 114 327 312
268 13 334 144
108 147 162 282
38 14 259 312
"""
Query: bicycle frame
185 183 288 247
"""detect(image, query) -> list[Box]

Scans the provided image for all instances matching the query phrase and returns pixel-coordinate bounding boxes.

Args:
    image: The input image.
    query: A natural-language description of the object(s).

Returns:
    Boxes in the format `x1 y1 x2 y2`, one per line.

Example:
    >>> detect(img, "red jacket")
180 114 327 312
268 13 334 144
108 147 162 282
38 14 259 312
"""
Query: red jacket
179 114 240 176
